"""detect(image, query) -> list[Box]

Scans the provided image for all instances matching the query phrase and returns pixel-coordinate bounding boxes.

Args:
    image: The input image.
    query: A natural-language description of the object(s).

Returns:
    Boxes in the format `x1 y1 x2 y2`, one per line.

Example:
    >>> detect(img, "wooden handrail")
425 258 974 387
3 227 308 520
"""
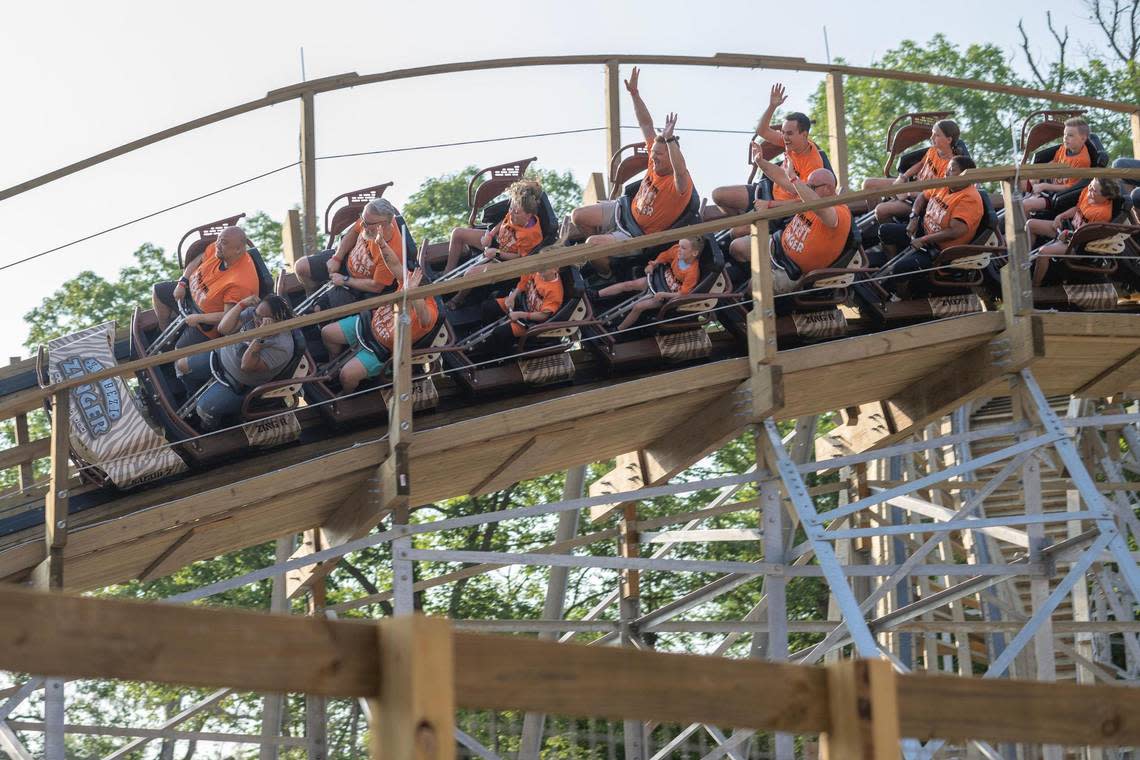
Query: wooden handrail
2 52 1136 203
3 163 1137 424
0 586 1138 749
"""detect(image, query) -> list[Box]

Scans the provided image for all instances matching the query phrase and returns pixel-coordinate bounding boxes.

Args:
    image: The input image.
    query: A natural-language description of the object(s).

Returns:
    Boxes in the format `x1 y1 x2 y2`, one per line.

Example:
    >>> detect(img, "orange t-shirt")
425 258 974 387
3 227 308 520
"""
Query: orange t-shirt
1049 144 1091 188
369 296 440 351
653 245 700 295
496 214 544 256
922 184 984 249
915 147 951 181
498 272 565 336
780 205 852 273
347 219 404 287
188 243 260 336
772 142 827 202
631 139 692 233
1075 185 1112 227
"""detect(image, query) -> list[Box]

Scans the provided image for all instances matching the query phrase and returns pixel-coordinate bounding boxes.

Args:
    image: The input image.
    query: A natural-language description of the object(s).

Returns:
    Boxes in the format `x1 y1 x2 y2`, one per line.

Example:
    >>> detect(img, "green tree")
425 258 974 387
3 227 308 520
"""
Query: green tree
23 212 284 349
402 165 581 245
808 35 1039 188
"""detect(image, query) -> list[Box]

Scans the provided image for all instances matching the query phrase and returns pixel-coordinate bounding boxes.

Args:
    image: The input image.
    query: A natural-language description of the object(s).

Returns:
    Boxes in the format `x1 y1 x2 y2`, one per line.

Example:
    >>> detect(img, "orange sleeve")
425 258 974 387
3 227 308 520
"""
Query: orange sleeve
654 246 678 266
371 252 396 286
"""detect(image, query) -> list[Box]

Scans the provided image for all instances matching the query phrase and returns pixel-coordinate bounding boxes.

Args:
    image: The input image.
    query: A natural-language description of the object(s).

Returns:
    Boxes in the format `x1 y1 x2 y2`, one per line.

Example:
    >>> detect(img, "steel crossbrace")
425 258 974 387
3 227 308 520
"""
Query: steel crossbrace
762 419 883 657
813 432 1060 524
101 688 231 760
799 451 1032 664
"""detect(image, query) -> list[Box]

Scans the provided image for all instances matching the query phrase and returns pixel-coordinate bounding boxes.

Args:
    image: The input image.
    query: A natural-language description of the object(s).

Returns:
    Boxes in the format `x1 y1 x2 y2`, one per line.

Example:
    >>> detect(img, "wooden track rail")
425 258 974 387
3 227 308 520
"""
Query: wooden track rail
2 52 1136 203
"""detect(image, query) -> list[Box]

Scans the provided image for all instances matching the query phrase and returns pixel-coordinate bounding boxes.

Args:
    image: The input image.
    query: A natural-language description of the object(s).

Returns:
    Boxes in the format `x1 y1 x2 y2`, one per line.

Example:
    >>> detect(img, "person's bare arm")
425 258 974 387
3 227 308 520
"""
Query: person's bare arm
790 179 839 228
912 219 969 250
331 224 360 268
755 84 787 146
754 157 797 196
660 113 690 196
172 256 204 301
217 296 259 336
624 67 656 143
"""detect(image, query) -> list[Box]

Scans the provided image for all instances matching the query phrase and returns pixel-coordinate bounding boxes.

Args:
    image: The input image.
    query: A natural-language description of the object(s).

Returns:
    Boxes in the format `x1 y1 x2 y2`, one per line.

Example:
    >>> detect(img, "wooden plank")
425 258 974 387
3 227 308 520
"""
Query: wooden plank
300 93 318 257
861 317 1045 452
136 529 196 583
1074 346 1140 398
897 670 1140 747
369 616 455 760
640 381 751 482
588 452 645 522
604 60 621 196
749 220 777 366
0 437 49 473
37 391 70 590
582 172 606 205
825 73 849 191
820 659 900 760
1000 180 1033 323
282 208 303 270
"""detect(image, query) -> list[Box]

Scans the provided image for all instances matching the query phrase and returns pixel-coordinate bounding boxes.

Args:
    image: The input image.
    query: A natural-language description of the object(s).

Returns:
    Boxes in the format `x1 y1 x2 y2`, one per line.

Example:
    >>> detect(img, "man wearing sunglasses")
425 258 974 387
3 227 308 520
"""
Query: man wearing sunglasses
729 158 851 295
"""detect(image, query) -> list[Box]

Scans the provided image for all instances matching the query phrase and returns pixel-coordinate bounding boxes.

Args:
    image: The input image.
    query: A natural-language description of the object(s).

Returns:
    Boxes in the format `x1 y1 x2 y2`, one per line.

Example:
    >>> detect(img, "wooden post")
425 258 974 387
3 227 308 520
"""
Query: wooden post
747 221 783 420
33 390 70 591
1131 112 1140 159
820 659 901 760
825 73 849 192
389 304 414 616
9 358 33 491
300 91 318 257
369 616 455 760
282 208 304 270
604 61 621 196
1000 180 1033 325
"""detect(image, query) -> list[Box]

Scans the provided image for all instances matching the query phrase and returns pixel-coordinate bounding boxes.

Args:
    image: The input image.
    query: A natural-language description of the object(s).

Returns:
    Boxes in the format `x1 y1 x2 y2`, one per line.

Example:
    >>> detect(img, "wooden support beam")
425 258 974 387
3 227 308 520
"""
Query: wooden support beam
1075 346 1140 398
33 391 70 590
582 172 607 205
282 208 304 270
389 305 414 616
825 73 849 191
820 659 900 760
300 92 318 257
8 357 35 491
861 317 1044 452
588 451 645 522
604 61 621 195
1000 180 1033 324
5 587 1140 747
1132 111 1140 159
748 220 784 421
369 615 455 760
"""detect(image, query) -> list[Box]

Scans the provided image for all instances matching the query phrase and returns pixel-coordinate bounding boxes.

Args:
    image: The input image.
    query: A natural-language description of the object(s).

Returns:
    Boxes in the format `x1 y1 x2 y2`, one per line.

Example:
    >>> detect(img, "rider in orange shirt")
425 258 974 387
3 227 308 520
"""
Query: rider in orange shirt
563 67 694 279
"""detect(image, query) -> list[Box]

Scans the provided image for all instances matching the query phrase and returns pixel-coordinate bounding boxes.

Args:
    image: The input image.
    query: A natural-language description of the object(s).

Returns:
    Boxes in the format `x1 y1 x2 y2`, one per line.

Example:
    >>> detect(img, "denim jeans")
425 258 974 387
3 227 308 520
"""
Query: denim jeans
179 352 245 432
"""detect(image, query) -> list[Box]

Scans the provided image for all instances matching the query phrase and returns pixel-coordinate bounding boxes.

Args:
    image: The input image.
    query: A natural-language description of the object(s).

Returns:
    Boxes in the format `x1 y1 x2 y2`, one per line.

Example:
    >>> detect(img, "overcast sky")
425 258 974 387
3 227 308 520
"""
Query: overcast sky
0 0 1118 359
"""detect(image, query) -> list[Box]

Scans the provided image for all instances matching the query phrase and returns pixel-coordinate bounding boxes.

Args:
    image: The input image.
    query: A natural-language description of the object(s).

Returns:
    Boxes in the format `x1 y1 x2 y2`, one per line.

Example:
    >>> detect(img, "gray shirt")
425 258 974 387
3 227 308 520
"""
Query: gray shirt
218 308 294 387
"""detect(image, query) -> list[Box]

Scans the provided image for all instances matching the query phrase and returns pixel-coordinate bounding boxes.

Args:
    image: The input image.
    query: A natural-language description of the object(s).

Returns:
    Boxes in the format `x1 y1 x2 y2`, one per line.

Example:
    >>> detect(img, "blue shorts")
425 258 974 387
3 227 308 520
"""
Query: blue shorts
334 315 388 378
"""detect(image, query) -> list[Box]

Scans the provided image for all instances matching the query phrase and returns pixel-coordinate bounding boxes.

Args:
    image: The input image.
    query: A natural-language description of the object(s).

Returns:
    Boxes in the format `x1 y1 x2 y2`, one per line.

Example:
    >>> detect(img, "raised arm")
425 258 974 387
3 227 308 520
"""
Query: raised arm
625 67 656 143
754 156 797 196
755 84 787 146
660 113 690 196
790 179 839 228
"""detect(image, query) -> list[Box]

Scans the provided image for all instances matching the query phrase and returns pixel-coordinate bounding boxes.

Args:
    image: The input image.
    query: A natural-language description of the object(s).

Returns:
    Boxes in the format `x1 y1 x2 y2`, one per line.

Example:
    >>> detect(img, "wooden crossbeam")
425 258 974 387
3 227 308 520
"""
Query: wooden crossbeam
2 587 1140 748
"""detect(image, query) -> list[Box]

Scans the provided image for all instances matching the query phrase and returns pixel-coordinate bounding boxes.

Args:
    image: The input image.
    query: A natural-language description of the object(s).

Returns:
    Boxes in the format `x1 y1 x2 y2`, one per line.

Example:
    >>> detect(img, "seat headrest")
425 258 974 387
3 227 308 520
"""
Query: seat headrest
1088 133 1109 167
952 140 971 159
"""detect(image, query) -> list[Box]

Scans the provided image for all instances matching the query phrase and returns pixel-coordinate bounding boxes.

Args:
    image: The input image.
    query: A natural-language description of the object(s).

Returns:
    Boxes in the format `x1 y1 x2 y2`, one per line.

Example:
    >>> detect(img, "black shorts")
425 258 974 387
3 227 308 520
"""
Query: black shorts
153 280 180 311
303 248 346 283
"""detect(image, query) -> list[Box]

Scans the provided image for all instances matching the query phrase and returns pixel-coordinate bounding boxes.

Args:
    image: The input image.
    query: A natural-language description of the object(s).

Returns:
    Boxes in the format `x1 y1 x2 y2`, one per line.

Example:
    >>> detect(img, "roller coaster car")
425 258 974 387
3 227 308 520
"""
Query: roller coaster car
717 222 869 348
442 267 595 393
298 297 455 427
133 213 275 358
130 309 323 468
582 236 732 370
1022 110 1110 220
854 190 1003 326
1031 203 1140 312
419 157 553 280
855 112 971 238
275 183 417 315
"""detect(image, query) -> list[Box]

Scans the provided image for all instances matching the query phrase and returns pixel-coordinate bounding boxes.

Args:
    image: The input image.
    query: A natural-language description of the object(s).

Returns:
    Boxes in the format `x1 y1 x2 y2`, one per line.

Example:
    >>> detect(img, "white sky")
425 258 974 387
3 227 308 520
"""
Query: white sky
0 0 1114 360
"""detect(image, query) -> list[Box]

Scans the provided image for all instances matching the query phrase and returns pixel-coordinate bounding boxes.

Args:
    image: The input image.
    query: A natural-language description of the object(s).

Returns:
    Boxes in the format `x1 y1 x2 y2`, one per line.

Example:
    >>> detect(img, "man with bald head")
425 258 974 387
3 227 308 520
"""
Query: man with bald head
730 159 852 294
152 225 262 347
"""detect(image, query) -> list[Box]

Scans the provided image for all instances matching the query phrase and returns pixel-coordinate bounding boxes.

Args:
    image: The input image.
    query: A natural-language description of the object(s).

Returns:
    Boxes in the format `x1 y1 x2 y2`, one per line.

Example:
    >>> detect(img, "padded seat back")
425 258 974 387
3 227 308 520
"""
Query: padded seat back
618 184 701 241
248 248 274 298
468 158 536 226
258 331 312 402
178 213 246 268
895 141 970 177
609 142 650 199
357 298 447 364
325 183 394 238
527 268 589 341
882 112 952 177
1031 133 1109 169
649 234 726 313
479 192 560 250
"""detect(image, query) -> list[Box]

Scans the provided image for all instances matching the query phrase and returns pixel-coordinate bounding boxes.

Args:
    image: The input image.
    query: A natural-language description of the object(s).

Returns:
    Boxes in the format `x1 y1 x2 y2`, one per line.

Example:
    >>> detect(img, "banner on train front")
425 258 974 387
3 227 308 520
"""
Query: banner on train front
42 323 187 489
